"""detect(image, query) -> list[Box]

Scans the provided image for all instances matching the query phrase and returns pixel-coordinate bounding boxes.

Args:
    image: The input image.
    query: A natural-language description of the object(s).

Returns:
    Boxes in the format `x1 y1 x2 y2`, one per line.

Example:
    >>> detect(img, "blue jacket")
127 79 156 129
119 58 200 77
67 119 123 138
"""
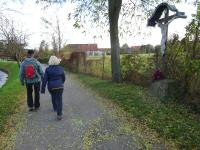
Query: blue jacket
41 65 65 93
19 57 44 84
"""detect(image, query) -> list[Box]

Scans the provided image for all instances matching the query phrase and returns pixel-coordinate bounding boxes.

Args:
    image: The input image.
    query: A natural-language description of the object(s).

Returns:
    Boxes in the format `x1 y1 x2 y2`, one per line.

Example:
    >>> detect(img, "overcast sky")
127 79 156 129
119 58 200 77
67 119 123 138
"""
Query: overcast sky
0 0 197 49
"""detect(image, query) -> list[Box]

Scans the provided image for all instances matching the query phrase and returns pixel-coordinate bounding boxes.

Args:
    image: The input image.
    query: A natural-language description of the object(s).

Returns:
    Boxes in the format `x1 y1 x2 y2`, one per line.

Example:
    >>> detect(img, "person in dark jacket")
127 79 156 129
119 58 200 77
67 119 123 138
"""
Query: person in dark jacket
41 56 65 120
20 50 44 112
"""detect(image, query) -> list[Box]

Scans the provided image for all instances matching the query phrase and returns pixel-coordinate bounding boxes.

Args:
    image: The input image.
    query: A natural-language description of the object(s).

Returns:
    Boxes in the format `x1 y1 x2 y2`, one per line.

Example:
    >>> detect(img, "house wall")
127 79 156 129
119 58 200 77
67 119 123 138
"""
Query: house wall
86 51 105 56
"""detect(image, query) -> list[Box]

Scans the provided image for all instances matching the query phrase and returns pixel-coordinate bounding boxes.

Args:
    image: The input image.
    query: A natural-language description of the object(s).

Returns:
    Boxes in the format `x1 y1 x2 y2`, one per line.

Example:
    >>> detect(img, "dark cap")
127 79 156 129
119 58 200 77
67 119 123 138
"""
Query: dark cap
27 50 34 55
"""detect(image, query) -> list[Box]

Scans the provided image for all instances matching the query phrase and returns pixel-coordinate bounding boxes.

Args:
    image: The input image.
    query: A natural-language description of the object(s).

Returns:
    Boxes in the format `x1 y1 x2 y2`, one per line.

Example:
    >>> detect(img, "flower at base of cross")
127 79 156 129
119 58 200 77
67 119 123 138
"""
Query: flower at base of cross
153 69 165 81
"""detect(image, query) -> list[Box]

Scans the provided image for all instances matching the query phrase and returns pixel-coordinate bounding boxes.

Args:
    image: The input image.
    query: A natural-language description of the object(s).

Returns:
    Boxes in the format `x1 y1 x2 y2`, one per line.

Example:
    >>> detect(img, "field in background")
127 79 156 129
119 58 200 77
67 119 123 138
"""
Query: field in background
81 53 155 83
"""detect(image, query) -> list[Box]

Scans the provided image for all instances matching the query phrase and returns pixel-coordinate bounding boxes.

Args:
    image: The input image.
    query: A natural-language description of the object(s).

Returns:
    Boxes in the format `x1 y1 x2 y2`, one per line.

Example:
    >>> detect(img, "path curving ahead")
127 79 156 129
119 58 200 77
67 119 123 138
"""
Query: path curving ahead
14 71 146 150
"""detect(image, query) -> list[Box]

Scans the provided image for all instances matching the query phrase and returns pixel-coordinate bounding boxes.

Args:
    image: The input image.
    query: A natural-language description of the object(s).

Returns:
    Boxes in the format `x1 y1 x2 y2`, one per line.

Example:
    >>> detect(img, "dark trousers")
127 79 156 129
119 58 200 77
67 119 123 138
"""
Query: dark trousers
26 82 41 108
50 89 63 116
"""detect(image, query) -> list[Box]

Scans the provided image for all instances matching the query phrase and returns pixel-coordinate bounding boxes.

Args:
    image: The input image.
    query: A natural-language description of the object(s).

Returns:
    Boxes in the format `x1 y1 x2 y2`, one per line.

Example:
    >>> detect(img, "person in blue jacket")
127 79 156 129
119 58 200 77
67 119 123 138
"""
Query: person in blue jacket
20 50 44 112
41 56 65 120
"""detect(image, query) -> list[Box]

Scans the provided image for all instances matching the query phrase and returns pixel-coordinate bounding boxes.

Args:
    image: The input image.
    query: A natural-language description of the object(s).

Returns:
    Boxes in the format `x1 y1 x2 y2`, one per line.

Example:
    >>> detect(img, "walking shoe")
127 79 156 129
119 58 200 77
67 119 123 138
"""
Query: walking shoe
57 115 62 121
34 107 39 112
29 108 34 112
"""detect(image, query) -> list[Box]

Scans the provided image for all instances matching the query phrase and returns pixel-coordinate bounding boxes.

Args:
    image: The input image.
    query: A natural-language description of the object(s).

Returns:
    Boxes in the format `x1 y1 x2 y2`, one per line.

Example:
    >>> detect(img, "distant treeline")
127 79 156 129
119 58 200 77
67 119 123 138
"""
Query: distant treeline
120 43 160 54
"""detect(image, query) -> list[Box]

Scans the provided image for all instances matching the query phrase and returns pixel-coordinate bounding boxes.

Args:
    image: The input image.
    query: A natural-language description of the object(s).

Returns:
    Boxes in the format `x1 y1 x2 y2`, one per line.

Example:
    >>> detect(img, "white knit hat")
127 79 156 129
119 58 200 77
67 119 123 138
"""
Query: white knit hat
48 56 61 65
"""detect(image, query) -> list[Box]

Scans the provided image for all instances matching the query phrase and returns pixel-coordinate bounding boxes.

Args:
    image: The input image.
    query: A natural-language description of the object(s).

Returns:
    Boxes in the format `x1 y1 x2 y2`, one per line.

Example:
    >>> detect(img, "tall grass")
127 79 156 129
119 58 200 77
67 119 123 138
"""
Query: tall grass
77 74 200 149
0 61 25 132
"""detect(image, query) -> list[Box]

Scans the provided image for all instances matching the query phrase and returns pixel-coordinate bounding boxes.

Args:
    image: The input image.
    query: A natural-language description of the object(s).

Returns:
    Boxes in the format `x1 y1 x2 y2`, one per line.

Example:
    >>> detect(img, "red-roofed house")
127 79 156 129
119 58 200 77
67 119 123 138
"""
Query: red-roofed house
128 45 141 53
68 44 98 52
131 46 141 51
67 44 110 56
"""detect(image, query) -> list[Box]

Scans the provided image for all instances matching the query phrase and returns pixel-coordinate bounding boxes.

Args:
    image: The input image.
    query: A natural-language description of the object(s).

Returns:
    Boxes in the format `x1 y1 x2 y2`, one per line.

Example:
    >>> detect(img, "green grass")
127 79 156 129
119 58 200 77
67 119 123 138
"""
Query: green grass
77 74 200 149
80 56 112 79
85 54 154 79
0 61 25 132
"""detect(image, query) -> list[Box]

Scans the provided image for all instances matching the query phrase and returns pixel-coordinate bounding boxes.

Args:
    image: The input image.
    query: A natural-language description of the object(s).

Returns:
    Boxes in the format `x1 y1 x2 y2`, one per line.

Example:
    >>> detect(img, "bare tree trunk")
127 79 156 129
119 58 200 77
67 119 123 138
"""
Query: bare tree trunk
108 0 122 83
56 16 61 52
52 34 58 55
15 52 21 68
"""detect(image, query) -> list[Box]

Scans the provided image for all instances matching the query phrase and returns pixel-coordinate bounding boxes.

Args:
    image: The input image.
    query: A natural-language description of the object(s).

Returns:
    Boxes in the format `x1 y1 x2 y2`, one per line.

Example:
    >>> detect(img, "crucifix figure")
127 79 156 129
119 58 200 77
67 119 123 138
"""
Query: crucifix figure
158 22 169 56
147 2 187 73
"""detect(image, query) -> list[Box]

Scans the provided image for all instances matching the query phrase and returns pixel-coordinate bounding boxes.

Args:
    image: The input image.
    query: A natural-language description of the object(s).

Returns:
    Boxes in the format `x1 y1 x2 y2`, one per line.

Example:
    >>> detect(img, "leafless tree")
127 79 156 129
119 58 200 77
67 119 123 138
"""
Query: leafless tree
0 18 29 67
39 40 45 52
41 16 63 53
56 16 61 52
51 34 58 54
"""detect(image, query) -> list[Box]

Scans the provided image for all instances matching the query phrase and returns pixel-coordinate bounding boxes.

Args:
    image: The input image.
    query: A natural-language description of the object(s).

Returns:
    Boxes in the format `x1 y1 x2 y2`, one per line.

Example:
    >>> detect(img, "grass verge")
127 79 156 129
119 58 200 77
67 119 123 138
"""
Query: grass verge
0 61 25 132
77 73 200 149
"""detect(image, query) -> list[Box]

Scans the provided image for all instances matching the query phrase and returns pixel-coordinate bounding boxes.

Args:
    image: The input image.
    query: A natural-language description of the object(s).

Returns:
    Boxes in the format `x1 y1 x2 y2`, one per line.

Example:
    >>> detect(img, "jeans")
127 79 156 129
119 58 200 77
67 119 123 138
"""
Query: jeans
50 89 63 116
26 82 41 109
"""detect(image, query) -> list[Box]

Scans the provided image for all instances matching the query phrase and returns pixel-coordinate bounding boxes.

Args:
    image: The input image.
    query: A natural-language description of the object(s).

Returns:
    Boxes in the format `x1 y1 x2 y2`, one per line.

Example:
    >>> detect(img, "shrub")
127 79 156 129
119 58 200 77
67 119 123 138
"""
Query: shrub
161 34 200 109
121 54 155 86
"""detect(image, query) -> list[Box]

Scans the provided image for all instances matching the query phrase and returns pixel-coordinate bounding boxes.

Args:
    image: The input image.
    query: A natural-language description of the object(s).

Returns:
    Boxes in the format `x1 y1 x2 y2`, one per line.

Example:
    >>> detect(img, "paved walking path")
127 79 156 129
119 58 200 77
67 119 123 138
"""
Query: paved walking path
14 70 149 150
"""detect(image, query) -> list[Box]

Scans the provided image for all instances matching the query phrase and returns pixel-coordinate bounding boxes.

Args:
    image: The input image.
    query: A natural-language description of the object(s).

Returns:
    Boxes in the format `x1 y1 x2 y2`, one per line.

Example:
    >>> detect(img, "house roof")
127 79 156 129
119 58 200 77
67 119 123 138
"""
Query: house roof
131 46 141 50
67 44 98 52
